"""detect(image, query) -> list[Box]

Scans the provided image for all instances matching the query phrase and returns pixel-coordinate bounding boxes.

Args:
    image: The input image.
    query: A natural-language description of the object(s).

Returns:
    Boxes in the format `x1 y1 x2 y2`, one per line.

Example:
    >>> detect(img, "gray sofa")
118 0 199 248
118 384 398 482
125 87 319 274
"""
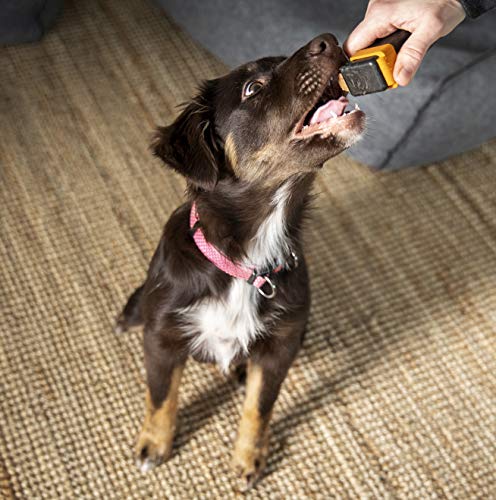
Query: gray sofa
0 0 63 45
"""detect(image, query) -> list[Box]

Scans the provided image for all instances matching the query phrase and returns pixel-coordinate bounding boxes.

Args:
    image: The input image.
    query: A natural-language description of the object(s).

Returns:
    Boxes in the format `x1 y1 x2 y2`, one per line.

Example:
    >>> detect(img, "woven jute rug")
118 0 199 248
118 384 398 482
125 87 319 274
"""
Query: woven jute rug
1 0 495 498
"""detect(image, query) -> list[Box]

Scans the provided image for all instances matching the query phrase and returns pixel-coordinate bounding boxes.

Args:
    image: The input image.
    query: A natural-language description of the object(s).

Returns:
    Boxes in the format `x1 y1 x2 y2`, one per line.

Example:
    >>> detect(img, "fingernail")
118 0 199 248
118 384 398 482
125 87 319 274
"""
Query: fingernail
396 66 412 86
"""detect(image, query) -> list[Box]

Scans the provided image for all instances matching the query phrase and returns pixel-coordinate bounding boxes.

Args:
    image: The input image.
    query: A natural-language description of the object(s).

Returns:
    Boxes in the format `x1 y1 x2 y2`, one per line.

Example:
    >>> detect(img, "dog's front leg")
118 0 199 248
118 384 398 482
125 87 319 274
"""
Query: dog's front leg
232 324 303 491
135 330 186 472
232 362 270 491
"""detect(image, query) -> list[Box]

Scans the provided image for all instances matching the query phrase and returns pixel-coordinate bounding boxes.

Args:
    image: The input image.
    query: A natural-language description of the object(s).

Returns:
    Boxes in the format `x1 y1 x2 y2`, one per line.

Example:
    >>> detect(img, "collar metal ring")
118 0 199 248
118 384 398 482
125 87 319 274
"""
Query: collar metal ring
257 276 277 299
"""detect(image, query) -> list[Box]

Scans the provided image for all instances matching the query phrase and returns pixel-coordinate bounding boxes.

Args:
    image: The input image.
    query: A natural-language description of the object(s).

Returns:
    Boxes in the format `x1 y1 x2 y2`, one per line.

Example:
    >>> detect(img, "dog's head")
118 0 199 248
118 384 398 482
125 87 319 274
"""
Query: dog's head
153 34 365 190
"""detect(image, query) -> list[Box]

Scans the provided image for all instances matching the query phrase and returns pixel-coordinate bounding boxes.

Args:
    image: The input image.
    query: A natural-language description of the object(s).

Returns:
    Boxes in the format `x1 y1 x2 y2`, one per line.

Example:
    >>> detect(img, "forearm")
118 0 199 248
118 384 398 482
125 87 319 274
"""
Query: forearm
458 0 496 18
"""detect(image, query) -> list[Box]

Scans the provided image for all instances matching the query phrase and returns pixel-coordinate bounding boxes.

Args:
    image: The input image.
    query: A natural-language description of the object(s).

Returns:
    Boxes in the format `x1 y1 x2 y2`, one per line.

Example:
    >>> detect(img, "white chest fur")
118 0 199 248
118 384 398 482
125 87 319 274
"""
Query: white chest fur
178 180 293 372
181 280 264 372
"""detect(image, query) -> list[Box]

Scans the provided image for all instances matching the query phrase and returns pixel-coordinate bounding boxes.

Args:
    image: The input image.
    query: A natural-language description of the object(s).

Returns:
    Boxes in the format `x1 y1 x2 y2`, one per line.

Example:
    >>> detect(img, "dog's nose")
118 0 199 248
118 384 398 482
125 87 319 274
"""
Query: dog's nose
307 33 339 57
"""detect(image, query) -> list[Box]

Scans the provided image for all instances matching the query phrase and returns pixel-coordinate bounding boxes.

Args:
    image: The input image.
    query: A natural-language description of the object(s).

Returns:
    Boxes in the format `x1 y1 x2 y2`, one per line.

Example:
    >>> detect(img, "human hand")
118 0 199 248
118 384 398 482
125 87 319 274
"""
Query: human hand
344 0 466 86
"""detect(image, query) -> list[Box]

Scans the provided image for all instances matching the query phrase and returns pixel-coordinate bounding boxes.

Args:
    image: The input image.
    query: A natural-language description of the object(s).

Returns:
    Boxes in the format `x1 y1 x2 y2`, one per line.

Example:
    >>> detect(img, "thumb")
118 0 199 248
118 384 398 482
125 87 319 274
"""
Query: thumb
344 20 394 56
394 27 435 86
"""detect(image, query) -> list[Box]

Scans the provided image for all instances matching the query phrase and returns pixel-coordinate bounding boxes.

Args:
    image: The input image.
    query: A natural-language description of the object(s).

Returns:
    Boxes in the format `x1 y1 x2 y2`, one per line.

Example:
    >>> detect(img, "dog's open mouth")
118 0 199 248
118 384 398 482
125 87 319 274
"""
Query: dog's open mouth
293 77 362 139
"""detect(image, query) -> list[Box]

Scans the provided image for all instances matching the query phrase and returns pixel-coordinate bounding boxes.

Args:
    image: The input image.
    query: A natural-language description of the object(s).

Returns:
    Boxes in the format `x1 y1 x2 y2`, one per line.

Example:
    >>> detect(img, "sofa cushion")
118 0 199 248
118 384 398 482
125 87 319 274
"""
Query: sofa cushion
0 0 63 45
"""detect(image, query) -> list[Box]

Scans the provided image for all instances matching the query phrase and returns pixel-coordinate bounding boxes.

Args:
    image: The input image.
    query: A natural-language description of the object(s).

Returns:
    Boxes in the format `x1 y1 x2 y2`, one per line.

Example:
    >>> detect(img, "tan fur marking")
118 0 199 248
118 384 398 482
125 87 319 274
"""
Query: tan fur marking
232 363 271 490
252 143 278 162
224 133 239 173
247 144 302 187
135 364 184 465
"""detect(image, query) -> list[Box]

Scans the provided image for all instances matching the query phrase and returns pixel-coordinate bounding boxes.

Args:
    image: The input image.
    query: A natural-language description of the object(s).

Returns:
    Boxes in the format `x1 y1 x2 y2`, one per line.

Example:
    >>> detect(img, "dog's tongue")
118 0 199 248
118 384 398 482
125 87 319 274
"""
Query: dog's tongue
309 96 348 125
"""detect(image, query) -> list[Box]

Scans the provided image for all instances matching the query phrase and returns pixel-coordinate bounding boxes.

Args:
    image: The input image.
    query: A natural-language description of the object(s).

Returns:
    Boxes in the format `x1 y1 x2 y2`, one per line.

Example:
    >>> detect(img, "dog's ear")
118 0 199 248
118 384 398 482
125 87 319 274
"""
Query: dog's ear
152 86 221 191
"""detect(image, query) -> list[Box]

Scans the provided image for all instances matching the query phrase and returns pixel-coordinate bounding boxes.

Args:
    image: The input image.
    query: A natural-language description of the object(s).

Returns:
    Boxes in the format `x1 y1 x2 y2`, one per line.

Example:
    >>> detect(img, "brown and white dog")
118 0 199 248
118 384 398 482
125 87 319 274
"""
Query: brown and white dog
115 33 365 491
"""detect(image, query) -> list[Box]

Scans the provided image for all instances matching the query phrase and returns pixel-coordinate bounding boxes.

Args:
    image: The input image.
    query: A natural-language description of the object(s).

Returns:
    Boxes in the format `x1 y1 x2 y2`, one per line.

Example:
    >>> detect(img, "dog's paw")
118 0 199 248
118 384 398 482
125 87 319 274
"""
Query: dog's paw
115 312 143 335
134 429 173 473
114 313 128 335
231 445 267 492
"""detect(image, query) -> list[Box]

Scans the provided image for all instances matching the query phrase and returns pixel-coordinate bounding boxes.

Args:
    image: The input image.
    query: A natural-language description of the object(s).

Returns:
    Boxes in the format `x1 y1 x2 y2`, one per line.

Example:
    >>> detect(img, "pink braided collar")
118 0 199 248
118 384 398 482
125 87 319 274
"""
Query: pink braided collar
189 201 297 298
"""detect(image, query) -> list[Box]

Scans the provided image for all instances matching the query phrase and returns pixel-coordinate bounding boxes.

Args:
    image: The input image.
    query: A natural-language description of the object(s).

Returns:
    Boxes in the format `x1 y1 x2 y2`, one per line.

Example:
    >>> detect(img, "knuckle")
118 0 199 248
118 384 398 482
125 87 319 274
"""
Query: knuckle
402 45 425 63
428 14 445 35
366 1 384 17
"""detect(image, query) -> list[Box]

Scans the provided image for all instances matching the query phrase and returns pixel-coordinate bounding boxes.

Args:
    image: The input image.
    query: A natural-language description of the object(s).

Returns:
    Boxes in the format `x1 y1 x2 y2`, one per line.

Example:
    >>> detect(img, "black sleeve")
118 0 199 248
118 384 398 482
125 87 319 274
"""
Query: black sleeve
458 0 496 18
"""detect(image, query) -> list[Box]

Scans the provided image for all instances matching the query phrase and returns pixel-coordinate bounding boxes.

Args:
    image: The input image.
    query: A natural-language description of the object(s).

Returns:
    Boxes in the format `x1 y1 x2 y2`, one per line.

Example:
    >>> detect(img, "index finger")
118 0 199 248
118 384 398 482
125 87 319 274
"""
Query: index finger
344 20 396 56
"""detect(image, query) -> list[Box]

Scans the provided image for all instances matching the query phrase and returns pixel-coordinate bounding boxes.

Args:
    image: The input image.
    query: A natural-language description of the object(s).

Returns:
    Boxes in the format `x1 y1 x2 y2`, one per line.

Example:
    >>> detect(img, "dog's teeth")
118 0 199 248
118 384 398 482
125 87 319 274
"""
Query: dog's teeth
355 103 360 110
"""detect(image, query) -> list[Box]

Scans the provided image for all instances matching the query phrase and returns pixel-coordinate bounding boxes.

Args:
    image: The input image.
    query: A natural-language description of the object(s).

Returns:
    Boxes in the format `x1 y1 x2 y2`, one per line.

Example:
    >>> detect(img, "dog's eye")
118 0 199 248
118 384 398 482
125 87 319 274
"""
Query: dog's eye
243 81 264 98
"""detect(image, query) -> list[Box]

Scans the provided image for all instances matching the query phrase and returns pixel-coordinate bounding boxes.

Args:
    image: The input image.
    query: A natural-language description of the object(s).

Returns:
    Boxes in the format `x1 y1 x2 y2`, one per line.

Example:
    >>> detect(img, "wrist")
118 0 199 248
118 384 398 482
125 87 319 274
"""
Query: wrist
456 0 483 18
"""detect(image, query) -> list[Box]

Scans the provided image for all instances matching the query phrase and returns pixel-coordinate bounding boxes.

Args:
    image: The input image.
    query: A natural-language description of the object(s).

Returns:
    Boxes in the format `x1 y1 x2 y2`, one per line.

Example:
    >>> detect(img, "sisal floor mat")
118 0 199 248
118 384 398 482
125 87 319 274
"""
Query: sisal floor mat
1 0 495 497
